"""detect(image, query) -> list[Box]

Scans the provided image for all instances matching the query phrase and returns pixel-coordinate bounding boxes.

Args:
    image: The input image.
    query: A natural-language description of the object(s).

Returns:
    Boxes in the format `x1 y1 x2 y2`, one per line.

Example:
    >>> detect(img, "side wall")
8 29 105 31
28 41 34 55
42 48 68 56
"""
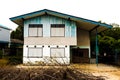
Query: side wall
77 27 90 58
0 28 10 42
23 15 76 64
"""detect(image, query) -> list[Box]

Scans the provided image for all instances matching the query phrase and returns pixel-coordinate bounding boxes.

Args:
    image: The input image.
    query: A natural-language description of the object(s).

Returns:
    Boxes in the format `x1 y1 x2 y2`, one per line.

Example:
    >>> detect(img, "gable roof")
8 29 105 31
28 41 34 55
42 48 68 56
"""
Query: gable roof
10 9 112 33
0 24 11 30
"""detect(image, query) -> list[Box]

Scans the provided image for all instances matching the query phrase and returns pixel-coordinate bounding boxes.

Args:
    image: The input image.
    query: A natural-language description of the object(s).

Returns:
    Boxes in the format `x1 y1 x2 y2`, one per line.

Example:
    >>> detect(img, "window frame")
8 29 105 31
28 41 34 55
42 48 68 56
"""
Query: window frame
28 24 43 37
50 47 65 58
27 47 43 58
50 24 65 37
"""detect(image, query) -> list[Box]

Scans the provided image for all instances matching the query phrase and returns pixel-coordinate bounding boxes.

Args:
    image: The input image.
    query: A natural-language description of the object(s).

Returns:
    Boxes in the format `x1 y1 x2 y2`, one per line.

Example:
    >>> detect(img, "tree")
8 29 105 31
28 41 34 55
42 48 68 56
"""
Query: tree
100 27 120 40
99 23 120 54
11 26 23 40
98 35 116 54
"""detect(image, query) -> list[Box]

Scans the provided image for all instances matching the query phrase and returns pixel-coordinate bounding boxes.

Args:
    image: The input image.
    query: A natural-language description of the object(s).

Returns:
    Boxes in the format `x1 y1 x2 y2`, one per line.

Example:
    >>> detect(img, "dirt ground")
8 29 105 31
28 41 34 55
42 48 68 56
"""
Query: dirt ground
0 65 104 80
71 64 120 80
16 63 120 80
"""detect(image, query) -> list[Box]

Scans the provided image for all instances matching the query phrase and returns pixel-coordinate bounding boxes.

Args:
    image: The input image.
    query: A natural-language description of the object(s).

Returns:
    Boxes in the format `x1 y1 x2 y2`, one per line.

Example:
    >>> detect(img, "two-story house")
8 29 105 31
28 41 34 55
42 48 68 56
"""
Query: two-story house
0 24 11 48
10 9 112 65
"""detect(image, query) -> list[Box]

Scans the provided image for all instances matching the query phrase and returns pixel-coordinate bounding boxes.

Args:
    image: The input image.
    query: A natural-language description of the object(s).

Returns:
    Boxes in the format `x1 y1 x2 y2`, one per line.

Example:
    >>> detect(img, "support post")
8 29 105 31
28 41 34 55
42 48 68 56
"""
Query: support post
115 49 118 64
96 28 99 66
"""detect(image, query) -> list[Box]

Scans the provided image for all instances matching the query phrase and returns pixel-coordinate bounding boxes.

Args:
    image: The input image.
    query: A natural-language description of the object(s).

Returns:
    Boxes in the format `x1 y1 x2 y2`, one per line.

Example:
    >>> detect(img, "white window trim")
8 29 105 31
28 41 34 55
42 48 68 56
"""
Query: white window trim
28 24 43 37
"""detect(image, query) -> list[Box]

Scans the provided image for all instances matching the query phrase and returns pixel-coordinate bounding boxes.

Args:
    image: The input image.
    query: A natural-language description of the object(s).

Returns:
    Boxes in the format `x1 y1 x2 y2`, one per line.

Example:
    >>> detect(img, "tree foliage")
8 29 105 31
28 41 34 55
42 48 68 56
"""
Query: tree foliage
11 26 23 40
98 23 120 54
100 27 120 40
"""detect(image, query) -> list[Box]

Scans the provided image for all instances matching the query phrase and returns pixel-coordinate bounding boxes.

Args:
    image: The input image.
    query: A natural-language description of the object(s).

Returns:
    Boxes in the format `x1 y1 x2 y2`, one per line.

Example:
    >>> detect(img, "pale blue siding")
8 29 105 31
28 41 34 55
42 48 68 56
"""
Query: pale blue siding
24 15 76 37
71 21 76 37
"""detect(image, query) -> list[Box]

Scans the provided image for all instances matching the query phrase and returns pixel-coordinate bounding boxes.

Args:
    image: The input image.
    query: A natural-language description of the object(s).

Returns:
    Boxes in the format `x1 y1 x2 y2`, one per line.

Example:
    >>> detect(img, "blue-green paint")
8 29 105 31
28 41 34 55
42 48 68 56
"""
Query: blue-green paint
24 15 76 37
65 20 71 37
71 22 76 37
95 28 99 66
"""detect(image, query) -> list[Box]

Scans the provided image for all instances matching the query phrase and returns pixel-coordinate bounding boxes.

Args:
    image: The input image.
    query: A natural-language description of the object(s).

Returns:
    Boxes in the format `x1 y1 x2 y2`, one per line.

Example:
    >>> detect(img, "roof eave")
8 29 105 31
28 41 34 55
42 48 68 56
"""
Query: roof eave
0 24 12 30
10 9 112 29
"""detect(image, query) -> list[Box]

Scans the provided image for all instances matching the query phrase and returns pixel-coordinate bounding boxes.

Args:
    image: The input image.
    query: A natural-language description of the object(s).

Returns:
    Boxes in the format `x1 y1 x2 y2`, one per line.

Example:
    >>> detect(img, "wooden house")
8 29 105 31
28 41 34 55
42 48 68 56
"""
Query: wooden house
10 9 112 65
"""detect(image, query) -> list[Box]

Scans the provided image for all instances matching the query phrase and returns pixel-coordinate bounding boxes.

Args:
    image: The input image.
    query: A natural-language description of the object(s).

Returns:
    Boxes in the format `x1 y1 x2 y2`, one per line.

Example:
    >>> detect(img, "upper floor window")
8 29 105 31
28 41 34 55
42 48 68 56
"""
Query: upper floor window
29 24 43 37
51 24 65 37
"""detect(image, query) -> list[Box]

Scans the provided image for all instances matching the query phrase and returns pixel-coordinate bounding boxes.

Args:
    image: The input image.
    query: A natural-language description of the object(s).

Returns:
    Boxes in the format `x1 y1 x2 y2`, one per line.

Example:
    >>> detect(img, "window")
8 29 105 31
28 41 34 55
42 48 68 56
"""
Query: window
29 24 43 37
28 48 43 58
51 24 65 37
50 48 65 58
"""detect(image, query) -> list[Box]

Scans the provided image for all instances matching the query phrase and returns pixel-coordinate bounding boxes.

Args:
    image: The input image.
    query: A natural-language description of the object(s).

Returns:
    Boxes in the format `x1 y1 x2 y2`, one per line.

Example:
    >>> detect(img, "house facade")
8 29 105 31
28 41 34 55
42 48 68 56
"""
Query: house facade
0 24 11 48
10 9 112 65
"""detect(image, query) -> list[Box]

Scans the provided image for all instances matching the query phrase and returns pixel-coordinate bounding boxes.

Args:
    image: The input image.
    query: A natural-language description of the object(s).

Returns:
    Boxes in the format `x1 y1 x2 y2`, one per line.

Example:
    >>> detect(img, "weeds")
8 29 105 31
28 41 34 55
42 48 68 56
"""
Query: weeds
0 55 105 80
0 65 105 80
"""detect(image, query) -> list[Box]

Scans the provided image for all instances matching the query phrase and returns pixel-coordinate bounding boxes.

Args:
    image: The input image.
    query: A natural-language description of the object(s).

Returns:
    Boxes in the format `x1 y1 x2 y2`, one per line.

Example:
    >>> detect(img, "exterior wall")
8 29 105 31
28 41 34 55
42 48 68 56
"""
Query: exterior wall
24 15 76 38
77 29 90 46
23 45 70 64
23 15 76 64
0 28 10 42
24 37 76 45
77 28 91 58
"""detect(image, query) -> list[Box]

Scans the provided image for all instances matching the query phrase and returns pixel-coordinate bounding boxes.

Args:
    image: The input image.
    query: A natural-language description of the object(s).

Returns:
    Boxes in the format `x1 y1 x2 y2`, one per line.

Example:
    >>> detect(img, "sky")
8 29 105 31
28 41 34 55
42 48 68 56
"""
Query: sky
0 0 119 30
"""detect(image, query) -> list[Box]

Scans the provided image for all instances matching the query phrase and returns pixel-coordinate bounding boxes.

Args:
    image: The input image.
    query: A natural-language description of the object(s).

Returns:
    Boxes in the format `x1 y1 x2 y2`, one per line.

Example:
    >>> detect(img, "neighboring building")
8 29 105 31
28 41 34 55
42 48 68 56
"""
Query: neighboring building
10 9 112 65
0 24 11 48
